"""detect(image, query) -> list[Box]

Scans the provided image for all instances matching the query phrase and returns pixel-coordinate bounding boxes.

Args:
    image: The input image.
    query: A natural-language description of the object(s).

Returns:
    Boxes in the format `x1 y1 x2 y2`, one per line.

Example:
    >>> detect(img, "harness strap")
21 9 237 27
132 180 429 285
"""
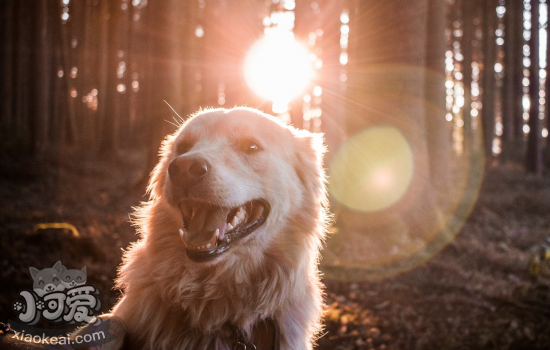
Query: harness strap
230 318 280 350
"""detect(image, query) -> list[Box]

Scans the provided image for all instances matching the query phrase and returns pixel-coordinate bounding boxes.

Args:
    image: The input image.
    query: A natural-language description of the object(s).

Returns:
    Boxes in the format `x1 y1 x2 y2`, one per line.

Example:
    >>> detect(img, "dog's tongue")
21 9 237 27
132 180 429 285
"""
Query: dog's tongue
187 204 229 239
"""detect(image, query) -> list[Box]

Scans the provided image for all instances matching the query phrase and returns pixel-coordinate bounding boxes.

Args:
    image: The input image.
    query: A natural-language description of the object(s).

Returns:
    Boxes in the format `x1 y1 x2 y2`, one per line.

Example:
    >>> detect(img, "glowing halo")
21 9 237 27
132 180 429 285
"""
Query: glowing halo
320 66 485 282
244 33 313 105
329 126 414 212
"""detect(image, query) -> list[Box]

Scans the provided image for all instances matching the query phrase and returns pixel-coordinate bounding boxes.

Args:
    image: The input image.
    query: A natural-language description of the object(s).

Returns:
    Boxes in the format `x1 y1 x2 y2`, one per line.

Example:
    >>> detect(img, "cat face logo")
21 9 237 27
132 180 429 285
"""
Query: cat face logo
29 261 66 297
15 261 99 325
61 266 87 288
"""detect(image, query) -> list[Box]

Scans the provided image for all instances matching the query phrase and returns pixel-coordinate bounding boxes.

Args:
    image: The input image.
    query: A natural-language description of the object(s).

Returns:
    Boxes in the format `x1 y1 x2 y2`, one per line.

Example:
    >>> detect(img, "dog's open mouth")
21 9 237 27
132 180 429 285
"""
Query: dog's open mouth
178 199 270 262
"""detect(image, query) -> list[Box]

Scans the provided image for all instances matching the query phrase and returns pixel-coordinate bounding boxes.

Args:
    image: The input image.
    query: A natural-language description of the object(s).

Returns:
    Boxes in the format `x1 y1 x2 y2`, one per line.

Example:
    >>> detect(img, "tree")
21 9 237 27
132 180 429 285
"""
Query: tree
99 0 121 155
462 0 476 152
0 0 16 153
502 0 520 159
425 0 451 192
481 0 497 157
526 0 543 174
513 0 526 145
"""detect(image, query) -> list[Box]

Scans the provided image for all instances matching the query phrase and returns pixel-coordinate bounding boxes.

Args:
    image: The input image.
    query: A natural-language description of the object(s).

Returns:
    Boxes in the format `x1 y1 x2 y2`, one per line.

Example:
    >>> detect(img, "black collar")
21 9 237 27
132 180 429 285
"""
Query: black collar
229 317 280 350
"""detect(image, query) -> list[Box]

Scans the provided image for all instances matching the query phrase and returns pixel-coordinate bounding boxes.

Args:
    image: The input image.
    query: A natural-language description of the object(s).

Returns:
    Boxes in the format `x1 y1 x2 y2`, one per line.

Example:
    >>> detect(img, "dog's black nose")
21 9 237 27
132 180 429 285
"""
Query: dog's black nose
168 156 210 187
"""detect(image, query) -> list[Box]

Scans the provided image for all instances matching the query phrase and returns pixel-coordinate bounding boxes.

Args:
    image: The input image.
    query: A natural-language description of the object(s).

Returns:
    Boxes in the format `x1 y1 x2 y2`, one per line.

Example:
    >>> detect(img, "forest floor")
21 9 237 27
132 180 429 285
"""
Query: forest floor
0 151 549 350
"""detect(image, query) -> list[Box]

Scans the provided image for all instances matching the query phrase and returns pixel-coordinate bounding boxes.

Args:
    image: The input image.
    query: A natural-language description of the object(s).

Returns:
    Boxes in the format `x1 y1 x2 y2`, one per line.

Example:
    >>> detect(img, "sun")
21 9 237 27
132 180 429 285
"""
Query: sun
244 32 313 106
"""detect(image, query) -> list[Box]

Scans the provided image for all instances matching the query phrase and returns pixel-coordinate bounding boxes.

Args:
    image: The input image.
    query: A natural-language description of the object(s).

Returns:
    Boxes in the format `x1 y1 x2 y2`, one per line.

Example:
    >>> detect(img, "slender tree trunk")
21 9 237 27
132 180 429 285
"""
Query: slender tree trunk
318 1 348 161
99 0 121 155
425 0 451 192
546 0 550 160
78 0 95 155
462 0 475 153
96 0 110 154
136 0 184 185
526 0 543 173
14 0 32 149
502 0 519 160
116 1 131 145
59 4 78 145
134 2 158 189
514 0 526 142
0 0 15 150
50 3 66 149
481 0 497 157
29 0 52 156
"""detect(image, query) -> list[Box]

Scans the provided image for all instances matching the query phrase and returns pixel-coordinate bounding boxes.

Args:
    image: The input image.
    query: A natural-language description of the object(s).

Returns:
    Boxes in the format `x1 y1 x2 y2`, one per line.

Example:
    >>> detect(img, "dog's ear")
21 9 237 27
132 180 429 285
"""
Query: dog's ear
293 130 328 206
53 260 63 273
147 134 177 200
29 267 39 279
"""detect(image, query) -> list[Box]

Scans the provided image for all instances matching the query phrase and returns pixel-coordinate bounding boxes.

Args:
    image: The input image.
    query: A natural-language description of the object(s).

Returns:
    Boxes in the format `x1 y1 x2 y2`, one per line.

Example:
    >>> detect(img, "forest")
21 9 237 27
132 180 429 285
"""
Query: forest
1 0 550 349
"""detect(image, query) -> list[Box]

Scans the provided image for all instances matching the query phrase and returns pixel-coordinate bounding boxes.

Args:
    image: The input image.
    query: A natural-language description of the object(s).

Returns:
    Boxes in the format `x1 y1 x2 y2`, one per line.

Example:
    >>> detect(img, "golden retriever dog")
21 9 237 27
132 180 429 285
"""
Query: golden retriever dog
110 107 329 349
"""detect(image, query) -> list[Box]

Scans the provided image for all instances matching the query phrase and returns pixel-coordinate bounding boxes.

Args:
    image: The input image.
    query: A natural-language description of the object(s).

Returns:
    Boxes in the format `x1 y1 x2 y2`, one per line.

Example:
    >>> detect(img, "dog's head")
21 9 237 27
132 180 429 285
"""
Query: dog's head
146 107 326 264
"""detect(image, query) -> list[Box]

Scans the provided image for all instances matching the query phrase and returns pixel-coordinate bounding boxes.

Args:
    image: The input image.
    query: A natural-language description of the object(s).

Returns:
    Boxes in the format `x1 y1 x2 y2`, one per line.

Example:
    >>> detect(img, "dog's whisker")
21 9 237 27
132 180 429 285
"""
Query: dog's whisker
164 100 183 120
172 116 182 127
164 119 180 128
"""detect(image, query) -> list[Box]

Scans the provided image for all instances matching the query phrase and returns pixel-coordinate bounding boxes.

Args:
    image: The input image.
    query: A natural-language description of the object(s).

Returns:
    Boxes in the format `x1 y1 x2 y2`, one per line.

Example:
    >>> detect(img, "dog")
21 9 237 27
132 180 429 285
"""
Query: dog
111 107 329 350
29 261 66 297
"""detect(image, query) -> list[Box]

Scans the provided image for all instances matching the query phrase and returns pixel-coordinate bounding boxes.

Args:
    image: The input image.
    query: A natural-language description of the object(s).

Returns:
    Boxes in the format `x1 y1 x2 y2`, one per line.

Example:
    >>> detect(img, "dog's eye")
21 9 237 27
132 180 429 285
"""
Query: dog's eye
53 277 59 282
38 280 44 286
239 139 261 154
175 141 193 155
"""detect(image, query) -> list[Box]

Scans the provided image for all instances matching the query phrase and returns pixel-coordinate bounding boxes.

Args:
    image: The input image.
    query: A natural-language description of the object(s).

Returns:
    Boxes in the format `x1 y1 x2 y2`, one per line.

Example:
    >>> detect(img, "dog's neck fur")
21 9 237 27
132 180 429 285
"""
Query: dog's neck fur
113 198 323 350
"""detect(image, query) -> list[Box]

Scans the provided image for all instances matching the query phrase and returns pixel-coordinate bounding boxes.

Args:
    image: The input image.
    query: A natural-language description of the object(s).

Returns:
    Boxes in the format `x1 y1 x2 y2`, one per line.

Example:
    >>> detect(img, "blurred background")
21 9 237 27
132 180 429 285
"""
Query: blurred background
1 0 550 349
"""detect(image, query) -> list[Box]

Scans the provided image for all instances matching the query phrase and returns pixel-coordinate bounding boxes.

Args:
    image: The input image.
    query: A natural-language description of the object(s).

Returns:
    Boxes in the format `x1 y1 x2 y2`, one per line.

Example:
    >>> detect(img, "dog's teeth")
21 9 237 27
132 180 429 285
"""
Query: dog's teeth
215 228 220 238
227 223 234 231
253 204 264 220
231 216 239 226
179 229 186 245
206 243 211 248
219 222 227 240
236 209 245 220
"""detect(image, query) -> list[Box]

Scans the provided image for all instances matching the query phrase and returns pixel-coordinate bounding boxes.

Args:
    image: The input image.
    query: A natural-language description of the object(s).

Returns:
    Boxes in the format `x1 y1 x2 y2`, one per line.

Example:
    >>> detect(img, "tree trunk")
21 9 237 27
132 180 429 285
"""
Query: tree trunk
116 0 131 146
96 0 110 154
502 0 519 159
481 0 497 157
136 0 185 185
514 0 526 142
59 4 78 145
425 0 451 192
99 0 121 155
462 0 476 153
14 0 32 150
50 2 66 149
28 0 52 156
0 0 15 152
546 0 550 161
526 0 543 174
78 0 95 155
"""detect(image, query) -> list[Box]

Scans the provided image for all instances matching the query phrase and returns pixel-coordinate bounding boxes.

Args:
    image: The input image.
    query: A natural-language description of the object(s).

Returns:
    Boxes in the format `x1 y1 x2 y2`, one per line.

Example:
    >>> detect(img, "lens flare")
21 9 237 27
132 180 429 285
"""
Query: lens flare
329 127 414 212
319 66 485 282
244 33 313 104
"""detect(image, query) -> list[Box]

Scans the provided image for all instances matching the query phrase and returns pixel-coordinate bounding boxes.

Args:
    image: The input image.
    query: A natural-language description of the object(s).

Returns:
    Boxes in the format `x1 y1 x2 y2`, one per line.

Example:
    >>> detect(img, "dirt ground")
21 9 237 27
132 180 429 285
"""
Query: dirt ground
1 151 549 350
